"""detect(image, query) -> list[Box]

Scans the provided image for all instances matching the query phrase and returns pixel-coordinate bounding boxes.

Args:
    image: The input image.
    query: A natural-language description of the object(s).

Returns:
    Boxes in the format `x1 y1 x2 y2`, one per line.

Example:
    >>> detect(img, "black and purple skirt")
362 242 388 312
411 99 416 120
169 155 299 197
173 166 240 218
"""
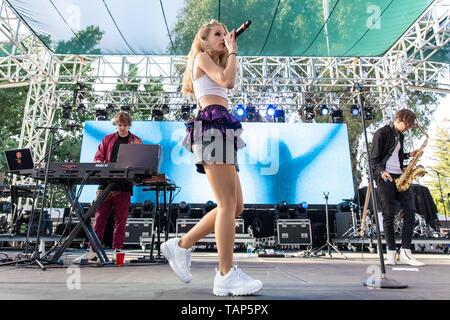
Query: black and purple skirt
182 104 246 174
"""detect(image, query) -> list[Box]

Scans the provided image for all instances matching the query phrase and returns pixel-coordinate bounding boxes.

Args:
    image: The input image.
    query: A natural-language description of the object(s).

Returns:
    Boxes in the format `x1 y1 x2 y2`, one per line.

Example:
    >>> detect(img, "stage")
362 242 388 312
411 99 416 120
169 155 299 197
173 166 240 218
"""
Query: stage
1 250 449 300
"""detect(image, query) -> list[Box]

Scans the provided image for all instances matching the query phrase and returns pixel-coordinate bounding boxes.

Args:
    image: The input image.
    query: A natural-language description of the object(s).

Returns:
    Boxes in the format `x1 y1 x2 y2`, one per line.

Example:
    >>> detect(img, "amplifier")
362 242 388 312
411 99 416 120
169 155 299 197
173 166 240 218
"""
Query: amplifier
124 218 154 244
275 219 312 246
176 218 245 236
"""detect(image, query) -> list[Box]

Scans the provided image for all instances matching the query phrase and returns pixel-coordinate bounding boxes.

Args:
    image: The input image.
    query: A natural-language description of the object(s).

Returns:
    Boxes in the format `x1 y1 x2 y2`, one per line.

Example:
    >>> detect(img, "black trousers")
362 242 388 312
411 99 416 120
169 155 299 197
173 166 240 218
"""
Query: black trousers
376 173 416 250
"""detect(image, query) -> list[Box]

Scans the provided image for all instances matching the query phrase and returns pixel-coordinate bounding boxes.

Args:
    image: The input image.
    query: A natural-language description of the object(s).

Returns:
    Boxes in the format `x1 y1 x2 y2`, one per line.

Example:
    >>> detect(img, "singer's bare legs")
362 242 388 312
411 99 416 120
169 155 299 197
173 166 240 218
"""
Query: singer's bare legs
179 165 243 275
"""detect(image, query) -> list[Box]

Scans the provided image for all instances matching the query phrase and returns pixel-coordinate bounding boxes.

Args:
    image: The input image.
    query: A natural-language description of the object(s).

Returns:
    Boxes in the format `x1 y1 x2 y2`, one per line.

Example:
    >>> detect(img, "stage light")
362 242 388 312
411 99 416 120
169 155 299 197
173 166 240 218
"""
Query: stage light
295 202 309 218
106 103 115 115
235 104 245 117
151 109 164 121
62 103 72 119
161 104 170 115
363 106 375 121
300 105 315 122
275 201 289 219
266 104 275 116
95 107 108 121
351 105 360 116
330 108 344 123
178 201 191 218
76 103 86 117
205 200 217 213
120 105 131 113
245 105 256 121
319 105 330 116
181 105 191 121
274 109 285 123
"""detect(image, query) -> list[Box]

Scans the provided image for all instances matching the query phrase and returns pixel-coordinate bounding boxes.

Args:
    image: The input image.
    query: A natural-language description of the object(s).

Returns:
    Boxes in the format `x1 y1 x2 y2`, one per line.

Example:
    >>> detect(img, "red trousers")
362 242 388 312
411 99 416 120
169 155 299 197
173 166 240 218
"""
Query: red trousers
93 191 131 249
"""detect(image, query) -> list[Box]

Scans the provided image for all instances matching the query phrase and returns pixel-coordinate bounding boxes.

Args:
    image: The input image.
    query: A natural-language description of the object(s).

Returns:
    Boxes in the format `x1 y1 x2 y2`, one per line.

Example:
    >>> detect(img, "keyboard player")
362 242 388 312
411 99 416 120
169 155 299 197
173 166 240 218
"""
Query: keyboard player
73 111 142 263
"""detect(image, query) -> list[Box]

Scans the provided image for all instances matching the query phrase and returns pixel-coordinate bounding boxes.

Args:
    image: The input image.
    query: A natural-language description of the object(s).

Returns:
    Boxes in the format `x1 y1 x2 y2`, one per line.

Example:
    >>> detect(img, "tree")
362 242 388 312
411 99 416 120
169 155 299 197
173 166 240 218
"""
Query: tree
427 124 450 215
171 0 441 192
114 63 165 120
0 87 28 171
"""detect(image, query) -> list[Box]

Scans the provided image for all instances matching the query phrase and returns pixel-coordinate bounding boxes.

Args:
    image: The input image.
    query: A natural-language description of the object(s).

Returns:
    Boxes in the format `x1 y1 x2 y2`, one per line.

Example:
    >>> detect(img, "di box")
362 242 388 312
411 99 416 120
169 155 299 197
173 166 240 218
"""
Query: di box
275 219 312 245
176 218 245 235
124 218 153 244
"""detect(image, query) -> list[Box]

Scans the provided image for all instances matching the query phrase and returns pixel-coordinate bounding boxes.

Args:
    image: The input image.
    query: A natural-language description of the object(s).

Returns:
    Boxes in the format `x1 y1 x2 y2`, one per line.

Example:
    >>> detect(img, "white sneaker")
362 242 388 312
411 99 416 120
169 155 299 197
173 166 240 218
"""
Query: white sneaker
161 237 193 283
72 248 98 264
399 248 425 266
385 249 397 266
213 265 263 296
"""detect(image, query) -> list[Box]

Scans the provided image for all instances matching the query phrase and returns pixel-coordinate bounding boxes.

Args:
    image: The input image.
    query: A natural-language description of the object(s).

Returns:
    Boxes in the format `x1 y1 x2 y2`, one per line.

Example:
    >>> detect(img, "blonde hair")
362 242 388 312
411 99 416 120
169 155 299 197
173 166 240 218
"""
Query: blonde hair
113 111 132 126
182 20 230 96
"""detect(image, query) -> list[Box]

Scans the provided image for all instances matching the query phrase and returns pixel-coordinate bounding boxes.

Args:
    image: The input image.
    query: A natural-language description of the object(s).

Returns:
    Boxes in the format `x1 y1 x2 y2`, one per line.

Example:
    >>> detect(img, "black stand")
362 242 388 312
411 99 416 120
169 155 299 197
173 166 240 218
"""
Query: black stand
431 169 449 238
354 83 407 289
130 179 174 264
2 126 61 270
312 192 347 258
41 182 114 265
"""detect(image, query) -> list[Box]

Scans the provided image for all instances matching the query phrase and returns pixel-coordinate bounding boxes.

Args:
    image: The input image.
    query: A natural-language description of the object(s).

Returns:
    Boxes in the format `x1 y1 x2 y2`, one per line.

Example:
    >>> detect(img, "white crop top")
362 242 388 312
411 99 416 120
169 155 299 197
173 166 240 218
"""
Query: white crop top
192 59 228 100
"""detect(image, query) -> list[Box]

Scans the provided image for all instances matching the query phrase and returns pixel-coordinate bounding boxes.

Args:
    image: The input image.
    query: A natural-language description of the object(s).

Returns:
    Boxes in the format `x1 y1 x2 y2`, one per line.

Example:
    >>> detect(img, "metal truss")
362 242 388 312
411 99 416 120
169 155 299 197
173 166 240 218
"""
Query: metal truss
0 0 448 164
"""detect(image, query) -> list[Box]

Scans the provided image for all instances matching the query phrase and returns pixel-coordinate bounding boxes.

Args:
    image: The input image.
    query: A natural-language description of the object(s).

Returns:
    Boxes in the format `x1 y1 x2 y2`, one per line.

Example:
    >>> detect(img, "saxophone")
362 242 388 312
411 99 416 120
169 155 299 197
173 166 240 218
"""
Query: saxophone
395 125 428 192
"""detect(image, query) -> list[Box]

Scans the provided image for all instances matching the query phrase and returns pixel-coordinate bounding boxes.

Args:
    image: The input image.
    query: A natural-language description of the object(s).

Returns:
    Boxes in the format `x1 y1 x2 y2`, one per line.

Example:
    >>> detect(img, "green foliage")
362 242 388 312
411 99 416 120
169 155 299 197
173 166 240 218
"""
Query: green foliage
428 125 450 215
54 25 104 55
0 87 28 171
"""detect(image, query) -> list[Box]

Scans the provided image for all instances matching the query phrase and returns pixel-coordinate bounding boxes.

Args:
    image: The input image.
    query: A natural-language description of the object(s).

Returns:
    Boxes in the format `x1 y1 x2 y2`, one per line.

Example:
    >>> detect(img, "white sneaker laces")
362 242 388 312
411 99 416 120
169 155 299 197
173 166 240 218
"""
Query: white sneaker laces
236 267 253 281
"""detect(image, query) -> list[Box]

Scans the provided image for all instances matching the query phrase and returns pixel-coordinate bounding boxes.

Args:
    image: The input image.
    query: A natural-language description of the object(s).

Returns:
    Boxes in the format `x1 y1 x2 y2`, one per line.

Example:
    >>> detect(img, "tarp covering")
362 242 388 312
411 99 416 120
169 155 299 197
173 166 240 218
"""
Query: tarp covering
7 0 434 56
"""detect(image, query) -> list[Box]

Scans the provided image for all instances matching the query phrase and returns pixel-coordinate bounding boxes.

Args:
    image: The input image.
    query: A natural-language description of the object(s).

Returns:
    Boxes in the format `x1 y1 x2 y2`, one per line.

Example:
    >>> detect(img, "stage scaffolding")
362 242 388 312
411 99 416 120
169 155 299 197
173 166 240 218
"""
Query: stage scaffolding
0 0 447 165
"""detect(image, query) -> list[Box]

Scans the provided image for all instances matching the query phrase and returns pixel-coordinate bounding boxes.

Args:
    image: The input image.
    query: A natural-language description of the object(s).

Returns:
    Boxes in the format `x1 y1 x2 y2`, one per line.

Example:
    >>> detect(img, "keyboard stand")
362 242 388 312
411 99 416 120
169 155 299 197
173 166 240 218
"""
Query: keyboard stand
43 182 115 265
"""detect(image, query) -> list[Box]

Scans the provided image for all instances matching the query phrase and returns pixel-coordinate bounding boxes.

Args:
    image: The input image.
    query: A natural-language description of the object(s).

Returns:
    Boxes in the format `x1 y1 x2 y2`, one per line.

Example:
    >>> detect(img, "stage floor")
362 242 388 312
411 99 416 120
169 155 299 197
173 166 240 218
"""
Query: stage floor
0 250 449 300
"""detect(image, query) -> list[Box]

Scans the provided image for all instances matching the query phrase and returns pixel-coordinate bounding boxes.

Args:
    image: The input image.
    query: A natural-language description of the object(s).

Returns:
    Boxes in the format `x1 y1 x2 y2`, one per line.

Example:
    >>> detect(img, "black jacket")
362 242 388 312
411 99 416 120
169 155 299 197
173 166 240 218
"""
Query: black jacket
370 124 410 178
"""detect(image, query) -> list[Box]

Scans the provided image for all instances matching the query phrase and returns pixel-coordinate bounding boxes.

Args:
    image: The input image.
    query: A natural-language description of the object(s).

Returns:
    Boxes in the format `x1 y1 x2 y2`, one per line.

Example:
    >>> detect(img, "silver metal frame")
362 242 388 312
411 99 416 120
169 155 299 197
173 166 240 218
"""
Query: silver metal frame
0 0 447 165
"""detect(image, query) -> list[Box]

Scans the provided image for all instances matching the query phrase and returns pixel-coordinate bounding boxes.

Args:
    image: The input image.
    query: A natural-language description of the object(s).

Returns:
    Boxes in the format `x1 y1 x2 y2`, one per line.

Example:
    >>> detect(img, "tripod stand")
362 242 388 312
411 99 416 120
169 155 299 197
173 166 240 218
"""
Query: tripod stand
312 192 347 258
354 82 407 288
342 201 360 238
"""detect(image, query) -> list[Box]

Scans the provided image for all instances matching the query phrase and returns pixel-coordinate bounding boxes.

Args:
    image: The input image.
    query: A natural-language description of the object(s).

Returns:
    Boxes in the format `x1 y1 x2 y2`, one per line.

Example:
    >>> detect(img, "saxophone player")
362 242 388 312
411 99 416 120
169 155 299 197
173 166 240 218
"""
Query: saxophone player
370 109 425 266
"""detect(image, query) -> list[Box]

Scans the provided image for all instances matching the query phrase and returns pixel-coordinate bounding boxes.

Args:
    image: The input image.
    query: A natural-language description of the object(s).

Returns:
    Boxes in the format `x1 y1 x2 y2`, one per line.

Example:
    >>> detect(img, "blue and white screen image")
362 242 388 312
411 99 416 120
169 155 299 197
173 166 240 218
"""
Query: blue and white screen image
79 121 354 205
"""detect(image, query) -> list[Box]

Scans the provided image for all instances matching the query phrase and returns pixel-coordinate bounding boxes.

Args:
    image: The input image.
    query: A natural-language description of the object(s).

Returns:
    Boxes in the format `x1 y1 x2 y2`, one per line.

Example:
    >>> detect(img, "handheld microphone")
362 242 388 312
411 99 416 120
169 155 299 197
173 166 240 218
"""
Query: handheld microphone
235 20 252 38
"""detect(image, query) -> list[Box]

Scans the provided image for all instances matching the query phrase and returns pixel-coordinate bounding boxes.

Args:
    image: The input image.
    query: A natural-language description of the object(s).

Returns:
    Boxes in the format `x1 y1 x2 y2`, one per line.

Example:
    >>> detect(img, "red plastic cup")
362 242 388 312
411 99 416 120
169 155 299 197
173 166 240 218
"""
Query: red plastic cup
116 252 125 266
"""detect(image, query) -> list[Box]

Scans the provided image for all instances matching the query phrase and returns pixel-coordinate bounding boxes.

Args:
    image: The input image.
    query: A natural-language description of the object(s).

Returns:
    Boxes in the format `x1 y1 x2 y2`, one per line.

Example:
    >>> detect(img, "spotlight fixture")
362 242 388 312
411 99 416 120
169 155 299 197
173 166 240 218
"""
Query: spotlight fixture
106 103 115 115
266 104 275 116
363 106 375 121
151 109 164 121
120 105 131 113
274 109 285 123
178 201 191 218
181 105 191 121
319 105 330 116
235 104 245 117
95 107 108 121
245 105 256 121
275 201 289 219
351 105 360 116
204 200 217 213
301 105 315 122
330 108 344 123
296 202 309 218
161 104 170 115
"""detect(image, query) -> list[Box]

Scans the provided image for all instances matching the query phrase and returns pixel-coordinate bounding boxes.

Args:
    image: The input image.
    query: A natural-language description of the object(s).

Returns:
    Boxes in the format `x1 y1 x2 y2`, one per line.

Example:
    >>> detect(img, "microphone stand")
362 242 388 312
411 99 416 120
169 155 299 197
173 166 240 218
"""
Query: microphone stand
354 83 407 289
